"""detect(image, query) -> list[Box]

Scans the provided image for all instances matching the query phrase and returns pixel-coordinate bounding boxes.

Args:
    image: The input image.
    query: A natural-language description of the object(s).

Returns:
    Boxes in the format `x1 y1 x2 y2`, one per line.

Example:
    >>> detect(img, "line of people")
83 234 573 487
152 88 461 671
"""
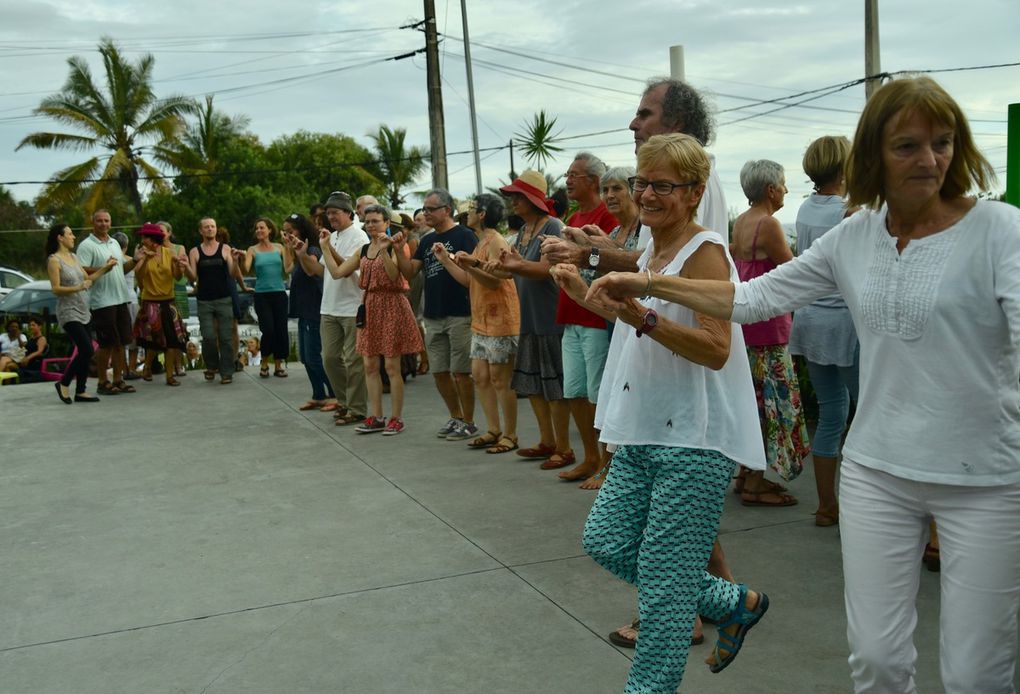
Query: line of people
32 73 1020 694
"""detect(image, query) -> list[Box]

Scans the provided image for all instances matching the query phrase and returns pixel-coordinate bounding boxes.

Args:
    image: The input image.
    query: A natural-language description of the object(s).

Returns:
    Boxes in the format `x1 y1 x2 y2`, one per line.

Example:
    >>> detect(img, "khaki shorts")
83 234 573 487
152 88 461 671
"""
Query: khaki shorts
424 315 472 374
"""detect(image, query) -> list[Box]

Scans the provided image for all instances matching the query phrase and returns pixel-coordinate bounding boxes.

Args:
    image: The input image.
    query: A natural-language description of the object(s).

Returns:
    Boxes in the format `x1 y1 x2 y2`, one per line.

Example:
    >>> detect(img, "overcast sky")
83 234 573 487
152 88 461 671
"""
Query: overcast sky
0 0 1016 225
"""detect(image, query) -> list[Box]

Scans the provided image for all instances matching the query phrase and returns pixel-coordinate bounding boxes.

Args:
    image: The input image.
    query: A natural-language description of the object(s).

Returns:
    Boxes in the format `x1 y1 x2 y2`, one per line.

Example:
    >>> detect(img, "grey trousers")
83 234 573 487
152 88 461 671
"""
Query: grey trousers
197 297 235 377
320 314 366 416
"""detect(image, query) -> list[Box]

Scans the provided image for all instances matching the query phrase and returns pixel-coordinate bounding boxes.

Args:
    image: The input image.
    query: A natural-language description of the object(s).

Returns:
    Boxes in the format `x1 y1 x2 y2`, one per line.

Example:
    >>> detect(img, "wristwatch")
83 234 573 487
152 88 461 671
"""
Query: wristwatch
587 246 600 269
636 308 658 337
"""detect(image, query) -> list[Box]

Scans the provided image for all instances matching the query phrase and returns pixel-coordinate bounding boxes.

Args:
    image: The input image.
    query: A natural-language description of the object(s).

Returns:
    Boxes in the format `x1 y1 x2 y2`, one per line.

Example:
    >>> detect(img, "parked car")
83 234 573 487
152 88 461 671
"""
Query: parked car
0 280 57 320
0 266 34 300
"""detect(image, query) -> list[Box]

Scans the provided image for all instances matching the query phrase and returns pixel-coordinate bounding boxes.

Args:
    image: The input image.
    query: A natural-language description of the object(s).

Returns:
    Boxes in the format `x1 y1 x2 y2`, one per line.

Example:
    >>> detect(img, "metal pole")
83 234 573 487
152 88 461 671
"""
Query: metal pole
1007 103 1020 207
865 0 882 99
423 0 448 189
460 0 482 196
669 45 685 81
509 139 515 180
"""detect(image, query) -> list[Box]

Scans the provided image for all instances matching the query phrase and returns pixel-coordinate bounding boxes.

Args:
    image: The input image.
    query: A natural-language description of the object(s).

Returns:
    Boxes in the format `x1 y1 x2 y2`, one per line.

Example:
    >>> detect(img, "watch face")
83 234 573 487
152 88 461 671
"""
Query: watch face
588 250 600 267
645 312 657 328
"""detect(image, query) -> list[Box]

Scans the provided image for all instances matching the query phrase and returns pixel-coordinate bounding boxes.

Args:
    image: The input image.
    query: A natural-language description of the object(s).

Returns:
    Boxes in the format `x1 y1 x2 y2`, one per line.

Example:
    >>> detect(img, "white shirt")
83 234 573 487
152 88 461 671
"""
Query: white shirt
596 231 766 470
319 222 369 318
637 153 728 250
733 200 1020 486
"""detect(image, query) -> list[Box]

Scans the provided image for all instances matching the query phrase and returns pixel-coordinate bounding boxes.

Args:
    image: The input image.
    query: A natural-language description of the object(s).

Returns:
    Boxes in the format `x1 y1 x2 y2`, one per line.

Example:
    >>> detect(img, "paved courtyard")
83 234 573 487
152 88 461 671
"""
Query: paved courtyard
1 366 1012 693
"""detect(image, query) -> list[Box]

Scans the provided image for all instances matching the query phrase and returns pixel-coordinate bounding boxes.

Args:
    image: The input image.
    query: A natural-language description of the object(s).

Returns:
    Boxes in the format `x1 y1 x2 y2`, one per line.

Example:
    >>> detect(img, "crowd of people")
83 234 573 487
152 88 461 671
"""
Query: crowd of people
17 74 1019 694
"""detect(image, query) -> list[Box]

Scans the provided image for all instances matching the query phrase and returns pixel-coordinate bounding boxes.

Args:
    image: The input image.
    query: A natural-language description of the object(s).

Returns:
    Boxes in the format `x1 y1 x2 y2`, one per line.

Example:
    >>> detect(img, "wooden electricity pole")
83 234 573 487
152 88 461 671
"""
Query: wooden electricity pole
865 0 882 99
424 0 448 189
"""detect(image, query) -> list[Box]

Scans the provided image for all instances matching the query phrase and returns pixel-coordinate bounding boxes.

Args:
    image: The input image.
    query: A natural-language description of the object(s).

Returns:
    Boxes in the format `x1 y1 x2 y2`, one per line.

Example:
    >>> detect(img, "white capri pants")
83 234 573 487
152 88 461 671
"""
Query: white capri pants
840 458 1020 693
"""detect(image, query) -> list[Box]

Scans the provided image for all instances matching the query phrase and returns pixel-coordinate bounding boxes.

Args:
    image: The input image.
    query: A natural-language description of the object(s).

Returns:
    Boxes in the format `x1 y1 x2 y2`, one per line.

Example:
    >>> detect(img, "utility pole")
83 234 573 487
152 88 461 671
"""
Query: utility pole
1007 103 1019 208
669 45 685 81
864 0 881 99
424 0 448 190
460 0 482 196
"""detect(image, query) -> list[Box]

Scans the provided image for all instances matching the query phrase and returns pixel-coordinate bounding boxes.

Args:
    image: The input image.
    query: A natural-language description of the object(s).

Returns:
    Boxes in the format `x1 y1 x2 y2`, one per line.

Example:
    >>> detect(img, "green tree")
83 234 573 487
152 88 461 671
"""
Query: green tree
154 95 250 176
266 130 383 204
514 110 563 172
366 125 429 208
0 185 45 275
16 38 197 218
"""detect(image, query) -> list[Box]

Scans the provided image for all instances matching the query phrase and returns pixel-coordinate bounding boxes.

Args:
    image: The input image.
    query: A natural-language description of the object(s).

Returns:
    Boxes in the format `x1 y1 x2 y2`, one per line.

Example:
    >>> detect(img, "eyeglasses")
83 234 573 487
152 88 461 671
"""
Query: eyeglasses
364 218 387 225
628 177 698 195
422 205 448 213
565 172 593 180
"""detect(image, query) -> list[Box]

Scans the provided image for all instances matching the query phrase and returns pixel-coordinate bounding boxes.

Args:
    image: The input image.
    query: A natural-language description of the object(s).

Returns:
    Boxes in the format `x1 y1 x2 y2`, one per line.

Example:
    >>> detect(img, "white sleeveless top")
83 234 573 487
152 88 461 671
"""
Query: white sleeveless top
595 231 766 470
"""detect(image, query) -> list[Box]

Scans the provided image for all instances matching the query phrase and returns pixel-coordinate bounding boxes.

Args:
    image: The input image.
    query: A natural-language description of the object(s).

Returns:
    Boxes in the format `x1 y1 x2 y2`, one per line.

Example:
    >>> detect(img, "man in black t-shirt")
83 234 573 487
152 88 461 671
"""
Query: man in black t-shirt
394 188 479 441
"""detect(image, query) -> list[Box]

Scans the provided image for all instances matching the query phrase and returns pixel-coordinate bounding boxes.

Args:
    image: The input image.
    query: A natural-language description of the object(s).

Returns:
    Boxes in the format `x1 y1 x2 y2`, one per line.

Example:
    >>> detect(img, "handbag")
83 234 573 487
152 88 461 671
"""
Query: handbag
356 303 366 328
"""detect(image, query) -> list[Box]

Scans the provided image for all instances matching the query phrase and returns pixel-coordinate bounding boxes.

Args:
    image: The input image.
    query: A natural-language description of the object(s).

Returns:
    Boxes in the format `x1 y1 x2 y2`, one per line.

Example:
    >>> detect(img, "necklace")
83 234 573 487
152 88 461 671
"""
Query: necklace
519 216 547 249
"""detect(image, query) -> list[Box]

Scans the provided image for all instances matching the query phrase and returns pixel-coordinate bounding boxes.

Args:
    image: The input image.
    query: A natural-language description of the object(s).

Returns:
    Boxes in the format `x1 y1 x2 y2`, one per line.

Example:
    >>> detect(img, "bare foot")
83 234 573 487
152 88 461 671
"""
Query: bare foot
559 459 600 481
692 615 704 644
704 589 760 668
580 476 605 490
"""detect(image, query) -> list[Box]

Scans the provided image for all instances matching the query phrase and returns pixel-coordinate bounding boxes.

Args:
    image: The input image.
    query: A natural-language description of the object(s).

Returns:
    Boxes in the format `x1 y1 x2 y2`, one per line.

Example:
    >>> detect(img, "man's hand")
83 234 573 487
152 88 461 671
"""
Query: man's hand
541 236 585 267
549 263 587 296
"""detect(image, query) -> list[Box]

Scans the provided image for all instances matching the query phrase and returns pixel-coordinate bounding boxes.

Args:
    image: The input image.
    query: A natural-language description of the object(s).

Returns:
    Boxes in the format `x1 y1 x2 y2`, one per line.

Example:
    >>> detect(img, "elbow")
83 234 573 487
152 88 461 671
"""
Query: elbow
704 342 731 371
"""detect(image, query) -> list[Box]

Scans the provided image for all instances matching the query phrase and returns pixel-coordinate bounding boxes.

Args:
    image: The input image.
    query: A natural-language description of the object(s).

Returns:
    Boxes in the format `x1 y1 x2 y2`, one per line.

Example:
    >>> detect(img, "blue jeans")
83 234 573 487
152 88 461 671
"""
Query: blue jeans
805 356 860 458
298 318 333 401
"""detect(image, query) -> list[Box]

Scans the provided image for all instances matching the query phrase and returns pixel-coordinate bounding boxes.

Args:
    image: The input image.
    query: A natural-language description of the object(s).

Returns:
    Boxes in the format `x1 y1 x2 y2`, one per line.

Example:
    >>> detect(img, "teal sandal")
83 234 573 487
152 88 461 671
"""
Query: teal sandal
708 585 769 674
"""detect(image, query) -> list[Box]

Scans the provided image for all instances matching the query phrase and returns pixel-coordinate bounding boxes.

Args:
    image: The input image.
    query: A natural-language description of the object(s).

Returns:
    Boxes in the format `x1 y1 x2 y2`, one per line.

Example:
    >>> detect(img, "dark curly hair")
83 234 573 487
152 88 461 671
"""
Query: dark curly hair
646 78 715 147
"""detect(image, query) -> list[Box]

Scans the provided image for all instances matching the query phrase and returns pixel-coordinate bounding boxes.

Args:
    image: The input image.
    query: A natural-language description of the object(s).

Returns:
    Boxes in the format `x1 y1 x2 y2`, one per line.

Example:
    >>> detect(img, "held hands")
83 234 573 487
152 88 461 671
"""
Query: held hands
561 226 593 248
549 263 586 295
540 236 584 266
82 278 93 291
453 250 475 268
586 271 650 312
389 230 406 248
496 245 523 272
431 242 449 261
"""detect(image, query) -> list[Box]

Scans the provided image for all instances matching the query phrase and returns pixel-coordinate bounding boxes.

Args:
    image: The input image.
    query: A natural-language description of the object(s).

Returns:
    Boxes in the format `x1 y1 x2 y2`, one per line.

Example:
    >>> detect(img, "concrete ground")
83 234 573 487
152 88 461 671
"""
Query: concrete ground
1 366 1016 693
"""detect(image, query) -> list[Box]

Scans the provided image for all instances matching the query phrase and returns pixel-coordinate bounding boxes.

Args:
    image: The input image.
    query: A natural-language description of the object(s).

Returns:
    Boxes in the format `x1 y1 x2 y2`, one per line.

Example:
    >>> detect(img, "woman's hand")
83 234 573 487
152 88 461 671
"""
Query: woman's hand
561 226 593 248
497 245 523 272
293 237 309 255
453 250 475 268
389 230 406 249
615 297 647 328
549 263 586 295
318 228 331 246
432 242 449 261
587 271 649 311
82 278 92 291
104 256 119 269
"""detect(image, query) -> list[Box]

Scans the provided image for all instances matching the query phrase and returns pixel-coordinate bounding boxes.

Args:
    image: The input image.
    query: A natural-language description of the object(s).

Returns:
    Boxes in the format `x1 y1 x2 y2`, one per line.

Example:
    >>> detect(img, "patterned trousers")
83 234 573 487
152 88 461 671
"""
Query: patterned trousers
583 445 742 693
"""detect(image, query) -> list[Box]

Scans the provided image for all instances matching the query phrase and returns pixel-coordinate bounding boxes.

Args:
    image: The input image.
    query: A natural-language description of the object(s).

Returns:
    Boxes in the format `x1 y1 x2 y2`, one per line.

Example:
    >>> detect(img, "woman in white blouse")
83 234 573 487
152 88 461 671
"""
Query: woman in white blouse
553 132 770 693
587 76 1018 694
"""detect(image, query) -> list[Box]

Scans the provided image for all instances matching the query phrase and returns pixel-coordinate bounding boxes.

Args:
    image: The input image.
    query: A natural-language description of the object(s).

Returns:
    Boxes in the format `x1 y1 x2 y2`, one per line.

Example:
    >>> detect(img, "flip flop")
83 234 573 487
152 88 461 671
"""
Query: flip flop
300 400 325 411
740 490 798 507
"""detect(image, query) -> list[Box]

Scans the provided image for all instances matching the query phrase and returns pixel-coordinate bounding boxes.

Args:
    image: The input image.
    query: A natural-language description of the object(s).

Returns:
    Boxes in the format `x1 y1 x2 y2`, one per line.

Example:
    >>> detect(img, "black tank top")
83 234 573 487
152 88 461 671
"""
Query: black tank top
196 243 231 300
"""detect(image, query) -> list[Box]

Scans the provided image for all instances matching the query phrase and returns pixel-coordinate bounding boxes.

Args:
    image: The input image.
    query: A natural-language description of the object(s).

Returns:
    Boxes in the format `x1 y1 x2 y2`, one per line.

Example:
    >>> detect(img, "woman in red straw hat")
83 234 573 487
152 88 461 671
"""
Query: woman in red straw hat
132 222 189 385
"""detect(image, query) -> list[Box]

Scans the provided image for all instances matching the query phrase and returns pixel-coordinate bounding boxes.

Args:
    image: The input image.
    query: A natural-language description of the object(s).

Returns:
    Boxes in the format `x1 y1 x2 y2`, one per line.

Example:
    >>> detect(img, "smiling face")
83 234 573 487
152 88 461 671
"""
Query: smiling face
246 337 259 353
254 220 271 242
882 108 954 207
362 212 389 239
633 165 705 230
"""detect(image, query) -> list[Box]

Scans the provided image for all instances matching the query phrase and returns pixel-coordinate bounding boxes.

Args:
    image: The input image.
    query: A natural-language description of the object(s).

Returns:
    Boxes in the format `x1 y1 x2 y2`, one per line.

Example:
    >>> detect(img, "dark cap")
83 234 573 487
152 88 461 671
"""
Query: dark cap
324 191 354 213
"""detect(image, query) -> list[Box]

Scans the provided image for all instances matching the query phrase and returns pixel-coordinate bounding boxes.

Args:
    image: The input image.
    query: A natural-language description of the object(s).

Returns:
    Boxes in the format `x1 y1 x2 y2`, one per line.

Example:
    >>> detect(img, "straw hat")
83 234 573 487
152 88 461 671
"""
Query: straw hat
499 170 555 215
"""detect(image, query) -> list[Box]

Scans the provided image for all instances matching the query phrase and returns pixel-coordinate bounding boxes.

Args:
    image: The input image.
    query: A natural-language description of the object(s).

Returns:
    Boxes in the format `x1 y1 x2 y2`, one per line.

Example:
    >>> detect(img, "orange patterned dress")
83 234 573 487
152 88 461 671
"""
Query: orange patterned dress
355 245 424 358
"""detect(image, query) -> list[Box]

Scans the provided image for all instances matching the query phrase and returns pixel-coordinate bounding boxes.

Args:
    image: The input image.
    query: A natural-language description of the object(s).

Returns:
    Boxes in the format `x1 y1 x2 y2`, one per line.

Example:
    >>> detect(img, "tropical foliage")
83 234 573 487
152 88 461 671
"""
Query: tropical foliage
514 110 563 173
366 125 429 209
16 38 197 218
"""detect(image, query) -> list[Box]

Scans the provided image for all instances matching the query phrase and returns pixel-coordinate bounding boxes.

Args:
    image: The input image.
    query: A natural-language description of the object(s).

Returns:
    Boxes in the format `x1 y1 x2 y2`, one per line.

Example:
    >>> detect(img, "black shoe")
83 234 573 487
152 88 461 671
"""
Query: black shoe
74 394 101 403
55 382 72 404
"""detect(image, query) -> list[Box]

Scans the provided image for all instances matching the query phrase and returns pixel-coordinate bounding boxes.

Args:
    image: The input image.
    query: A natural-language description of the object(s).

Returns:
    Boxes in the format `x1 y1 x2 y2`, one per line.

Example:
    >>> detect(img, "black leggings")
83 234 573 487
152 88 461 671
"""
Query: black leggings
61 321 95 393
254 291 289 361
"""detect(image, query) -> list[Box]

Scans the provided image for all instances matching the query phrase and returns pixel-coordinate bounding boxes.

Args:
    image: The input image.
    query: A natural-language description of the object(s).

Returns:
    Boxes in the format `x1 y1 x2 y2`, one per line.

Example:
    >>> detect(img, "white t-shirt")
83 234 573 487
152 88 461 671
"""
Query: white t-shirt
319 222 369 318
1 332 27 356
596 231 766 469
733 199 1020 486
637 153 728 250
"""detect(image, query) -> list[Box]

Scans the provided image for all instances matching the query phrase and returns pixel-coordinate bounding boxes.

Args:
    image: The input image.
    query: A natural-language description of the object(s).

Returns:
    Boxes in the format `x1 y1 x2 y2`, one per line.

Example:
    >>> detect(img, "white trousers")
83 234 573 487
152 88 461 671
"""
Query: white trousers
840 459 1020 693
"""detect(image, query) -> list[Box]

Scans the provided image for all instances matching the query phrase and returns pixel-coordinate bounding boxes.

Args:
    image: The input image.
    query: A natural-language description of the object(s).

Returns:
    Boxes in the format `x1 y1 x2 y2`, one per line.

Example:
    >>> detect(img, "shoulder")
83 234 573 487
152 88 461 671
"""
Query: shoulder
542 218 564 236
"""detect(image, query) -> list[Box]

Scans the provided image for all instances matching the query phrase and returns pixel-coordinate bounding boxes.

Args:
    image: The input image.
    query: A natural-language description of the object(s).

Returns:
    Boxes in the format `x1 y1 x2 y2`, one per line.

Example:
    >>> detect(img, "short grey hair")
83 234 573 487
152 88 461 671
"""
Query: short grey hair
357 195 379 206
424 188 454 209
645 78 715 147
574 151 607 179
112 231 129 249
739 159 785 204
601 165 636 188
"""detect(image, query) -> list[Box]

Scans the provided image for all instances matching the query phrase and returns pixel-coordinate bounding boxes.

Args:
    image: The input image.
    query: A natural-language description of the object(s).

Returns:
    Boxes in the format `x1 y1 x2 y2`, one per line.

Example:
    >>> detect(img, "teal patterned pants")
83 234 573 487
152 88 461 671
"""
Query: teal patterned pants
583 445 742 693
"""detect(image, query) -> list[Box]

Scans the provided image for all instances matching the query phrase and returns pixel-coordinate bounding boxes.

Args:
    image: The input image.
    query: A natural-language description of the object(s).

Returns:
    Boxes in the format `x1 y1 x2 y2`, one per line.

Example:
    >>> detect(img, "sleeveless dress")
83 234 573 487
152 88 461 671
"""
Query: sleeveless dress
355 245 424 358
732 218 809 481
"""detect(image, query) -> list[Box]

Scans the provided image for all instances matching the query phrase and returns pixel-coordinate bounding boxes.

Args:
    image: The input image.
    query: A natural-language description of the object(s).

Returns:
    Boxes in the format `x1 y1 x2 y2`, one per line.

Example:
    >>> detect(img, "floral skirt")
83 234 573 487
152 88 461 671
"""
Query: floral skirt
134 299 187 351
747 344 810 481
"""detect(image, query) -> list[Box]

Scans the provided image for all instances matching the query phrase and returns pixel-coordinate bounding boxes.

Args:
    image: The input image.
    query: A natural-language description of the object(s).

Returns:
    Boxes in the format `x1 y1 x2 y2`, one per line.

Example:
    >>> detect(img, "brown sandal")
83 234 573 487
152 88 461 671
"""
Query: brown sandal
165 377 181 387
468 431 501 449
486 436 519 455
111 381 136 393
540 451 576 470
517 443 556 459
740 489 798 507
334 412 363 426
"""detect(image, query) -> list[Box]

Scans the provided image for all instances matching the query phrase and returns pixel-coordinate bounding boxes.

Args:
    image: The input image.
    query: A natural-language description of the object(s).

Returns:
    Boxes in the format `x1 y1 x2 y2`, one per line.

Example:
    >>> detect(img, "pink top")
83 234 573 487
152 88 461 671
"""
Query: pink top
732 219 792 346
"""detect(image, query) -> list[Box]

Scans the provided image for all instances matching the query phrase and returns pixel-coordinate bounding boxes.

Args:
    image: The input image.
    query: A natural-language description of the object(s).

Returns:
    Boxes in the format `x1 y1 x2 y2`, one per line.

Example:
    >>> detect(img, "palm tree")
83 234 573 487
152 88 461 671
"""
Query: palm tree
16 38 197 217
514 110 563 172
155 95 250 176
367 125 429 209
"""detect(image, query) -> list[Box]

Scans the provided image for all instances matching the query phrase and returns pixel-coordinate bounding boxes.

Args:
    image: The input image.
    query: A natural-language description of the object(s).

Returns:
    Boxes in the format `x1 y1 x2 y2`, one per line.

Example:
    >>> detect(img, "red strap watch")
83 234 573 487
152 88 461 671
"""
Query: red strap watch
636 308 658 337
